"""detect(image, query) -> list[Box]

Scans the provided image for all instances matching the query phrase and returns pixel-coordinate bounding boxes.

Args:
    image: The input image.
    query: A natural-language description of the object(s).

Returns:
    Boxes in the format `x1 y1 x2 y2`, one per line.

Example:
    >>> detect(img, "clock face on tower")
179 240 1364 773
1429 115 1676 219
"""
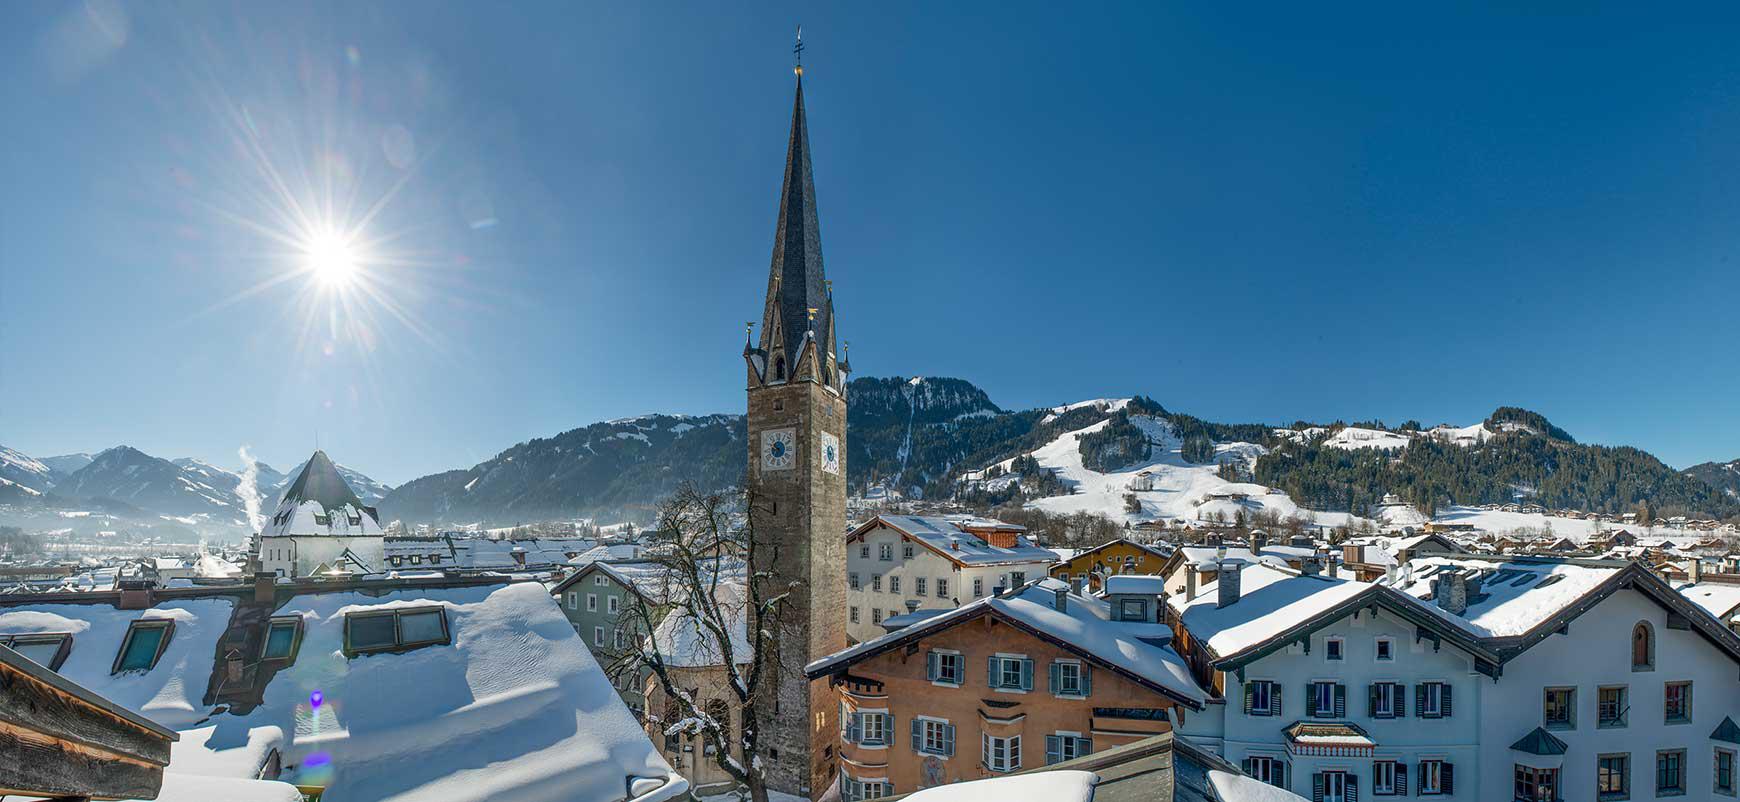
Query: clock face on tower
761 428 796 471
821 432 841 475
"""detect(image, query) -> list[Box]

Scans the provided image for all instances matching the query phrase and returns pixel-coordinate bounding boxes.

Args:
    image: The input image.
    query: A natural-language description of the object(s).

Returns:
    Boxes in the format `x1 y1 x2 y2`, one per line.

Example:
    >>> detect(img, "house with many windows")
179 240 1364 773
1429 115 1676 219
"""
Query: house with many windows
845 514 1057 644
1049 538 1174 593
806 577 1206 799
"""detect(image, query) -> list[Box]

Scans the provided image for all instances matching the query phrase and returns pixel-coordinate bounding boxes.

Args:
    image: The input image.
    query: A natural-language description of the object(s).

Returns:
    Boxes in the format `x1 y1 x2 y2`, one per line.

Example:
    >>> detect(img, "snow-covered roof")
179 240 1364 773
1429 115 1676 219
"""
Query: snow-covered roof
1175 547 1291 570
809 578 1205 707
1207 769 1310 802
1104 575 1168 595
1384 556 1622 639
1675 579 1740 619
262 451 382 538
1170 563 1371 660
651 582 753 668
566 542 645 566
853 514 1058 567
0 580 686 802
905 770 1097 802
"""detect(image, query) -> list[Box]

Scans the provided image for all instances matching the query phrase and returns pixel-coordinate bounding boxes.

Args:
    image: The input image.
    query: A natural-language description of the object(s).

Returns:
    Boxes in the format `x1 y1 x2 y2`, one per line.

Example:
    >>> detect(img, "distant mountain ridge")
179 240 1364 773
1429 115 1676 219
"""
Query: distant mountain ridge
1686 459 1740 501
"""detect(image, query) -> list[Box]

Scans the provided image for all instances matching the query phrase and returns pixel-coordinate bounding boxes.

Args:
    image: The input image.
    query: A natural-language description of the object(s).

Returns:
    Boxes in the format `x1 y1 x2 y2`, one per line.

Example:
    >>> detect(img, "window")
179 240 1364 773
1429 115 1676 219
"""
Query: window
1046 733 1091 764
871 575 882 592
587 593 598 611
936 578 949 598
1515 765 1558 802
1244 756 1288 788
409 555 422 565
989 655 1034 691
871 609 882 624
916 718 955 756
981 733 1021 772
860 545 870 560
1370 682 1403 718
1418 681 1451 718
343 607 449 656
972 578 984 598
1717 747 1736 796
1632 622 1654 670
594 575 608 586
1544 687 1576 729
1316 770 1353 802
1656 749 1686 796
1375 637 1394 661
1246 680 1278 716
1665 681 1691 724
614 629 626 650
593 626 605 647
879 543 893 561
565 591 577 610
607 595 620 614
0 633 72 671
113 619 173 673
1598 753 1630 800
903 544 915 559
1050 660 1090 697
260 617 302 662
1325 637 1344 661
429 554 442 565
849 606 860 624
889 576 901 594
1598 686 1628 728
915 577 927 596
1418 760 1451 795
859 711 889 747
1010 571 1026 587
1373 760 1403 795
927 650 963 685
1311 681 1344 718
1118 598 1147 621
849 573 862 591
841 776 893 801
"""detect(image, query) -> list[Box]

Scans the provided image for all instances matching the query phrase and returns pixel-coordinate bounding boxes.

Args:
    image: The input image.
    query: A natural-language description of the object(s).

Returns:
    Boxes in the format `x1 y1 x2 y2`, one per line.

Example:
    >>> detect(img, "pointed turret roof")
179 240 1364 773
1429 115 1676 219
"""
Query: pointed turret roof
758 75 834 377
280 450 369 513
264 450 381 537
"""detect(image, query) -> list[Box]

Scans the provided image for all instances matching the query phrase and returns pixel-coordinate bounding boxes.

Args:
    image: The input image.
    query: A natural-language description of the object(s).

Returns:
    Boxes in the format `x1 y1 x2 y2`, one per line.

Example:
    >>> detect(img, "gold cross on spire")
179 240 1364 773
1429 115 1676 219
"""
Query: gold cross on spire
793 25 804 77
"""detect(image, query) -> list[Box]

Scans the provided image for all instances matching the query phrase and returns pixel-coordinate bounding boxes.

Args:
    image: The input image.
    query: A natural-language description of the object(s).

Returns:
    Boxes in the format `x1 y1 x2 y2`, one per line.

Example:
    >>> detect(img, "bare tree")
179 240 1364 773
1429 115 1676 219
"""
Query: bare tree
612 482 792 802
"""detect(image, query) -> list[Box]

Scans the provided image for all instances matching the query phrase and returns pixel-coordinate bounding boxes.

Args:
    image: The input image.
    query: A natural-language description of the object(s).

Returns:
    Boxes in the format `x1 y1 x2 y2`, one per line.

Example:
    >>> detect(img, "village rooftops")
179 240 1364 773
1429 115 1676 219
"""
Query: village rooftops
1102 574 1168 595
849 513 1058 567
1174 546 1292 570
807 577 1206 707
0 572 687 802
1676 575 1740 620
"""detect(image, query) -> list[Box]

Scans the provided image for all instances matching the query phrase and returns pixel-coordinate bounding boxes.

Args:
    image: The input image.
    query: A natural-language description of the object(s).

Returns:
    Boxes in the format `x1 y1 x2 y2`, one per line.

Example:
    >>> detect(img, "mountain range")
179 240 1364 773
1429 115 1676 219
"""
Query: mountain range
5 375 1737 533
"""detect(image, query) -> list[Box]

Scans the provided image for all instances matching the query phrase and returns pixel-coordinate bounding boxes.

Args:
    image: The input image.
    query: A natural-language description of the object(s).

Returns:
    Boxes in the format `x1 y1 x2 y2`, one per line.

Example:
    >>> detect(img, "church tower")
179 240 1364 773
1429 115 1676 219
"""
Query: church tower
744 55 849 797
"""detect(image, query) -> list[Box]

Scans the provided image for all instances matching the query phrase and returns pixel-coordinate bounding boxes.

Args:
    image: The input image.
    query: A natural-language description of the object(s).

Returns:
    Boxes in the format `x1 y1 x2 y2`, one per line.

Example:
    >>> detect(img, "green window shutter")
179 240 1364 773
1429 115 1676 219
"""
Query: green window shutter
1046 735 1061 765
1442 763 1454 795
1334 684 1346 718
988 656 999 688
1244 682 1254 715
1273 683 1283 717
1020 658 1034 691
1368 684 1378 718
1396 683 1408 717
911 718 922 752
1081 665 1092 696
1049 662 1060 694
926 651 938 681
1396 762 1407 795
1079 736 1092 756
1443 683 1453 717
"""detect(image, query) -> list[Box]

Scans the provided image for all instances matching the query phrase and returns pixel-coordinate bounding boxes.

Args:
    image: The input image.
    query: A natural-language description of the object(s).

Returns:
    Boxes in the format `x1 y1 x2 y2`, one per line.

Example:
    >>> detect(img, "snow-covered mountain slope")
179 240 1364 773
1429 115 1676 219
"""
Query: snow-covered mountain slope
0 446 56 493
39 452 95 482
1686 459 1740 501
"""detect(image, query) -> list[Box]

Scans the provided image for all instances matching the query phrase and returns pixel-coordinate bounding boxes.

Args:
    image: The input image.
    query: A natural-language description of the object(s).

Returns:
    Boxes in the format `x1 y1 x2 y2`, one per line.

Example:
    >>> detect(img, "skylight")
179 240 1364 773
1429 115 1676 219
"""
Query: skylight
1 633 72 671
113 620 173 674
261 616 303 662
344 607 450 656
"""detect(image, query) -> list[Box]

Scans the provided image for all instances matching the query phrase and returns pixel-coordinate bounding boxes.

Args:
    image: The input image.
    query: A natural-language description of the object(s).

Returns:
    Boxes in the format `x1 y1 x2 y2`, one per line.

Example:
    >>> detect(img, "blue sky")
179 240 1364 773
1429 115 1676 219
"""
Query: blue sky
3 2 1738 484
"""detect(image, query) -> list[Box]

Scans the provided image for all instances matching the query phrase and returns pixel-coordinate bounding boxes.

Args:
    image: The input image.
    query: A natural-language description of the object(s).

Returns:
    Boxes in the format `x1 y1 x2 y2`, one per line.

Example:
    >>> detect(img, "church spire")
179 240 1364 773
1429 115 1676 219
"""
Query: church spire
752 56 837 389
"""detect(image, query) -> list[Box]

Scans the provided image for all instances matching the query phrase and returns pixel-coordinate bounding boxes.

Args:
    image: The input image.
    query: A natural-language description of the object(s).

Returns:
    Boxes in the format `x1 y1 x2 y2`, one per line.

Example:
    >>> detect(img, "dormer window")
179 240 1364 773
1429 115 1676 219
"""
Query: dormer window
261 616 303 663
313 514 331 527
1 633 73 671
344 607 450 657
113 620 174 674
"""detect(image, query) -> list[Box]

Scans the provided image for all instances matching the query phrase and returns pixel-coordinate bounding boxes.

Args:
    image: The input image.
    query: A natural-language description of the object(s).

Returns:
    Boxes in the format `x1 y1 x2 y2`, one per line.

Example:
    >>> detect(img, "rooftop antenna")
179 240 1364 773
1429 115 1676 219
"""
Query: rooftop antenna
793 25 804 76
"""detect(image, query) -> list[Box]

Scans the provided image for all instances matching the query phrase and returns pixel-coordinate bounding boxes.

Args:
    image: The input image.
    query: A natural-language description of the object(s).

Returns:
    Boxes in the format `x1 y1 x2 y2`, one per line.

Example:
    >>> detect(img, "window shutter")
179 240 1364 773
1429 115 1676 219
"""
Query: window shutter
1082 665 1092 696
1415 684 1426 718
1346 775 1358 802
1396 762 1407 795
846 713 860 744
1046 735 1061 765
1395 683 1408 717
1274 684 1284 717
1242 758 1254 774
1441 763 1454 795
1021 658 1035 691
888 714 897 748
911 718 922 752
988 656 999 688
1368 684 1378 718
1442 684 1453 717
1283 762 1291 789
1049 662 1061 694
943 723 955 756
927 651 938 682
1245 682 1255 715
1335 684 1347 718
1312 772 1325 802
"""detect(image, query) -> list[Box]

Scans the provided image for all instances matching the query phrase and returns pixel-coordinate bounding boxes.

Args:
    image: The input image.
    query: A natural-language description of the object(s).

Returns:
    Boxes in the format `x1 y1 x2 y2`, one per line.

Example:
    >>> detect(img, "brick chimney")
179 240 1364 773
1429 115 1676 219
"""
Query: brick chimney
510 546 528 568
1690 559 1704 584
1184 568 1198 601
1217 559 1246 608
1436 571 1468 616
1249 531 1268 552
253 572 277 604
1054 587 1068 614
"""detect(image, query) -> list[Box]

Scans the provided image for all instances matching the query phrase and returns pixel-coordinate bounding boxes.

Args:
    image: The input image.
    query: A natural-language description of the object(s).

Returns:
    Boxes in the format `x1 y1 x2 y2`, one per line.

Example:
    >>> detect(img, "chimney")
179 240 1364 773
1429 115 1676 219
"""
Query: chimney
1300 556 1321 577
1327 559 1340 579
992 585 1007 598
253 572 276 604
1291 534 1313 549
1250 531 1268 552
1690 559 1704 584
1343 544 1364 565
905 599 921 613
224 648 245 683
511 547 528 568
1217 559 1245 608
1436 572 1468 616
118 579 155 611
1185 568 1198 601
1054 587 1068 614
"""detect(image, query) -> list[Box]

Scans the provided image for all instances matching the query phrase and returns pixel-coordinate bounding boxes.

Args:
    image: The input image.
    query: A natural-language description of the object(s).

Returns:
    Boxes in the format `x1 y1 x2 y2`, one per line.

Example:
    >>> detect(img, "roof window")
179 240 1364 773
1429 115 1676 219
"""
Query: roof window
344 606 450 656
113 619 174 674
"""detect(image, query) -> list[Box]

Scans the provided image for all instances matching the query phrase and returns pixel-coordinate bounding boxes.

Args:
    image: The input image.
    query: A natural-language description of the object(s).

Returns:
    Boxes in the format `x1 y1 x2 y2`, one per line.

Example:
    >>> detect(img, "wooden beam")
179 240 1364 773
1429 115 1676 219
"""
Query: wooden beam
0 724 164 800
0 659 171 767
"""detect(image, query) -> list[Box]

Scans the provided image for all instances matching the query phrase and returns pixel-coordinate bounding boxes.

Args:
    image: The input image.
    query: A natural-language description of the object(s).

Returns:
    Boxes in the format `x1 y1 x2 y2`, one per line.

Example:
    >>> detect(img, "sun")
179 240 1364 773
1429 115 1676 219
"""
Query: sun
305 231 358 289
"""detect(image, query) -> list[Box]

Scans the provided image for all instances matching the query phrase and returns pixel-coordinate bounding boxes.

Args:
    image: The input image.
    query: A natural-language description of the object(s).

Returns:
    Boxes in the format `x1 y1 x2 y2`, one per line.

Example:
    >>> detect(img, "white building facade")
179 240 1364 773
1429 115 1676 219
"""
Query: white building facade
844 515 1056 644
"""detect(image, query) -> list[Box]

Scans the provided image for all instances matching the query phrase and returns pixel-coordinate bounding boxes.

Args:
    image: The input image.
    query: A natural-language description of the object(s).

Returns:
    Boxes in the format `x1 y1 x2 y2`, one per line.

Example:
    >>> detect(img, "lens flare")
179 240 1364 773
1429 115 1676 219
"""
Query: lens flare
305 232 358 289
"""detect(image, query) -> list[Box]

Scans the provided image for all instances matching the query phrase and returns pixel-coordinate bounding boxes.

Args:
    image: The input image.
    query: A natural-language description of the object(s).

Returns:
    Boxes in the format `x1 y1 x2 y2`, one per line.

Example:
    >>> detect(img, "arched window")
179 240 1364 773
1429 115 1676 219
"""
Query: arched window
774 357 786 380
1632 621 1654 670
